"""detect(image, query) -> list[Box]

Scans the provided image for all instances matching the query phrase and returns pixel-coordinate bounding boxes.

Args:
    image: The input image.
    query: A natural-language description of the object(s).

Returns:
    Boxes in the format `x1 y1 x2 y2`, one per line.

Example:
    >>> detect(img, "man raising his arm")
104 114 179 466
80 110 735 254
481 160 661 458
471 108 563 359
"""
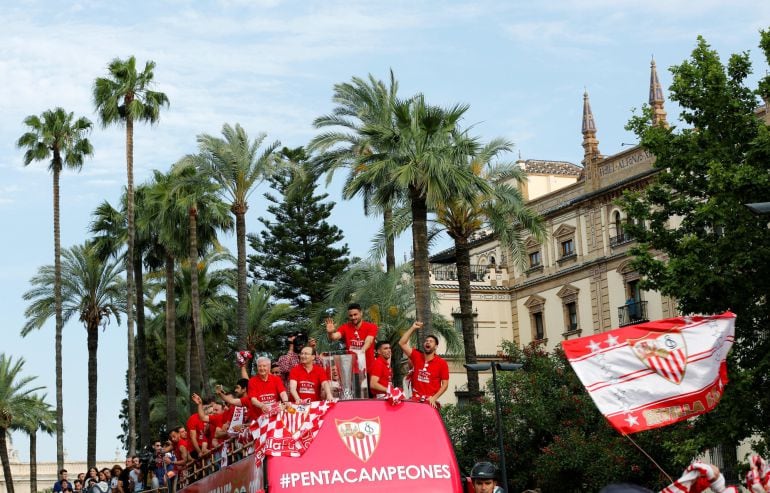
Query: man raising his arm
398 321 449 408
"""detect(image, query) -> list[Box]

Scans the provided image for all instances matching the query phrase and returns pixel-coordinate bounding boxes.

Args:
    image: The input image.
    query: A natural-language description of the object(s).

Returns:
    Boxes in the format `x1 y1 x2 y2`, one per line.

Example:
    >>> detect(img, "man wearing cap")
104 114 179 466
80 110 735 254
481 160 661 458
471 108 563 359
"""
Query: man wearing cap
398 321 449 408
470 462 504 493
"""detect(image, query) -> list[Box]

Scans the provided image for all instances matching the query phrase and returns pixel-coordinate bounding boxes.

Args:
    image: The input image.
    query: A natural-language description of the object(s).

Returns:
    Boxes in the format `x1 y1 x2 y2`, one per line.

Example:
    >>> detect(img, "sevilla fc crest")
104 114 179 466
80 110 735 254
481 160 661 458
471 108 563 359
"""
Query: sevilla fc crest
336 417 380 463
630 330 688 384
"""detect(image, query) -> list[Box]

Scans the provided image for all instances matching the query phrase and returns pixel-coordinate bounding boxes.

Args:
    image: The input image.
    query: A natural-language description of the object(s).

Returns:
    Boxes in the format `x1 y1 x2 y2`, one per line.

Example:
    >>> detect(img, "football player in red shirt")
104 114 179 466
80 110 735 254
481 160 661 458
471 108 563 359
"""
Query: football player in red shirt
368 340 393 397
398 321 449 408
325 303 379 373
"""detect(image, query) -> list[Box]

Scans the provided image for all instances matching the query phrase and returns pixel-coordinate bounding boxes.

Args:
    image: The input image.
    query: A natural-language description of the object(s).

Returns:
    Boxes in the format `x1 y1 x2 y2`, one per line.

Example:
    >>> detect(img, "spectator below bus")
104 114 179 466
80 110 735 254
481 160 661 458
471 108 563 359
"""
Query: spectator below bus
289 345 332 403
398 321 449 409
470 462 504 493
53 469 69 492
117 458 132 493
369 340 393 397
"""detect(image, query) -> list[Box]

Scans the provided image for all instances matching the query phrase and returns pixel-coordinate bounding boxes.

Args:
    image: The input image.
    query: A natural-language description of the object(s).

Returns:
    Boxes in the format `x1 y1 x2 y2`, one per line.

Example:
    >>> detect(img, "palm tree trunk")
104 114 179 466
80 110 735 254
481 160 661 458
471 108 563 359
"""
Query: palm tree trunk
0 428 15 493
86 322 99 468
235 207 248 348
125 116 137 454
188 325 201 415
52 163 64 470
188 207 210 396
29 431 37 493
454 236 480 396
165 253 177 430
409 186 431 343
134 256 150 448
384 206 396 273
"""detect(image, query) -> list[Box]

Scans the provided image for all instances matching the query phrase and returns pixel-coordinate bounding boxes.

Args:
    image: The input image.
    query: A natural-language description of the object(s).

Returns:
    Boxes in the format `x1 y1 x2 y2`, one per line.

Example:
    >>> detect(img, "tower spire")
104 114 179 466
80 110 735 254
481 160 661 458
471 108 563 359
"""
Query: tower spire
649 58 669 127
581 89 601 167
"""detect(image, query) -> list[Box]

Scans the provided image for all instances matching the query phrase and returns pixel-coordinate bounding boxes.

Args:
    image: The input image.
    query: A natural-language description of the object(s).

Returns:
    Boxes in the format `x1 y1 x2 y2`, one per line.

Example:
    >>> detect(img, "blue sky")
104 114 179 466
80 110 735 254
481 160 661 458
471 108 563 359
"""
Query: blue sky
1 0 769 463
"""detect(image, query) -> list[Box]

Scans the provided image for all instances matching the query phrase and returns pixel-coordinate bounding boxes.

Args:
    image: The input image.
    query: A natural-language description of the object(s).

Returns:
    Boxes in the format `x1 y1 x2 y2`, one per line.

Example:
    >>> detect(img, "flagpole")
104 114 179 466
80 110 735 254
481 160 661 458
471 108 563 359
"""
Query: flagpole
622 433 674 483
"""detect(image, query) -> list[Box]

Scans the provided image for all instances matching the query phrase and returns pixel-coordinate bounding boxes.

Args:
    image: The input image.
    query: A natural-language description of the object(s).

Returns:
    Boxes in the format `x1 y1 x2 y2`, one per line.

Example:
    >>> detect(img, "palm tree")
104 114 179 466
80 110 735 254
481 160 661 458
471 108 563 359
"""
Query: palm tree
11 395 56 493
172 250 235 411
350 95 491 340
93 56 169 453
23 243 125 467
143 170 189 430
310 72 400 272
0 354 44 493
16 107 93 469
245 285 292 356
169 160 233 398
196 123 279 349
90 185 159 447
434 140 546 395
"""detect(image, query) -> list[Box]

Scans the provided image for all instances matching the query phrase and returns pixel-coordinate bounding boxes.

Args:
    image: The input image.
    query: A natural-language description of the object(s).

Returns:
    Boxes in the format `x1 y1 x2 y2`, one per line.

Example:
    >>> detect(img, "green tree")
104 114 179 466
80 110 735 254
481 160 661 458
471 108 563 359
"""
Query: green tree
432 142 545 395
171 250 235 408
244 285 293 357
310 72 401 272
196 123 279 349
22 243 125 467
16 107 93 469
620 31 770 459
94 56 169 453
170 159 233 399
10 395 56 493
350 95 491 340
0 354 44 493
248 147 350 308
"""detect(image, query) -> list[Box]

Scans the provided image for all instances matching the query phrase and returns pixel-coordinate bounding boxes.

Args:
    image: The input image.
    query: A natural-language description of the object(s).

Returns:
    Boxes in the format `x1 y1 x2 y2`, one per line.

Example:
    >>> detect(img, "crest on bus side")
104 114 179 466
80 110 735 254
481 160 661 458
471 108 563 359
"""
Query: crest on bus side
335 417 381 462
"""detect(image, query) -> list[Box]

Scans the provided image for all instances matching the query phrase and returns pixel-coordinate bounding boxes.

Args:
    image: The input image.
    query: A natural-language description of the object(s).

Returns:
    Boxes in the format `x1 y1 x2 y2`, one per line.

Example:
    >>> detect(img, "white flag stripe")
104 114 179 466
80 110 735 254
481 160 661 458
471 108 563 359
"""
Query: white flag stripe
571 324 726 386
573 319 733 416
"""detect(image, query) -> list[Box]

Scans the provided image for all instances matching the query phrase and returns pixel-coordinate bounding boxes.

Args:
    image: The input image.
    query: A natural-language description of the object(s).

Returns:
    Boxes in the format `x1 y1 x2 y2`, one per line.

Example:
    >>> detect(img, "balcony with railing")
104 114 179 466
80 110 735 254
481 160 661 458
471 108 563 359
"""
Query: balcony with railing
618 300 648 326
430 263 491 282
610 230 634 247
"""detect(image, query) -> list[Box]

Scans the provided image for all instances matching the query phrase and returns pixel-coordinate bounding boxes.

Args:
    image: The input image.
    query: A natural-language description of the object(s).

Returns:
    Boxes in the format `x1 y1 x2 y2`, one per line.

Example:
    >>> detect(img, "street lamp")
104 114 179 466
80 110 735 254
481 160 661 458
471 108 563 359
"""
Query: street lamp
464 361 523 492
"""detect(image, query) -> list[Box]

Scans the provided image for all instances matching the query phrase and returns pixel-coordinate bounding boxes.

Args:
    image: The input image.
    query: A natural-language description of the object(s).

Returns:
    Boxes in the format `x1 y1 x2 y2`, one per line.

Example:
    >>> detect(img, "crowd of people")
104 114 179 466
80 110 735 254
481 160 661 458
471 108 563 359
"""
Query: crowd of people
52 303 450 493
51 457 162 493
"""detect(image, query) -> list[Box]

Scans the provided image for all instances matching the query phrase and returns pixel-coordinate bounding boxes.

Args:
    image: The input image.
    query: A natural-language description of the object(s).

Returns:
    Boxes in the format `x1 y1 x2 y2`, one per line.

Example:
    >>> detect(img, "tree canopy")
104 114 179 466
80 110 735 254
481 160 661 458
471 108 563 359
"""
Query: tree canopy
620 30 770 453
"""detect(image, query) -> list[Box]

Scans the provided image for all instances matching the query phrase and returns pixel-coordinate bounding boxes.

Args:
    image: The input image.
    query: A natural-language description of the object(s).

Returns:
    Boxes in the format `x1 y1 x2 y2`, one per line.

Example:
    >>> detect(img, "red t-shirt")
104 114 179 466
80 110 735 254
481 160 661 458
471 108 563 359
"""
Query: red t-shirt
289 364 329 402
337 321 378 370
369 358 392 396
245 375 286 416
409 350 449 398
185 414 207 447
174 437 191 469
206 412 225 442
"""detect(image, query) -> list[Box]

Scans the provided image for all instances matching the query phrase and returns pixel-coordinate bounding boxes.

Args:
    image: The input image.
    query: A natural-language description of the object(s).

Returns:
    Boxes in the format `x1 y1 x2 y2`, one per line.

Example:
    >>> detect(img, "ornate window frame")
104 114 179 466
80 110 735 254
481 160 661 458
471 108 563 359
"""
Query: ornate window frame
557 284 581 338
524 294 547 343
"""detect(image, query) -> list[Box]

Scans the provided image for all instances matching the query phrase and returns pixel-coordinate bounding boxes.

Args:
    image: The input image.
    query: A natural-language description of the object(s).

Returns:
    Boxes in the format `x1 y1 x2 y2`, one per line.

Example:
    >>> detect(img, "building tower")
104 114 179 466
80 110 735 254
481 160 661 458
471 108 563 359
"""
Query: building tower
582 90 602 189
649 58 669 127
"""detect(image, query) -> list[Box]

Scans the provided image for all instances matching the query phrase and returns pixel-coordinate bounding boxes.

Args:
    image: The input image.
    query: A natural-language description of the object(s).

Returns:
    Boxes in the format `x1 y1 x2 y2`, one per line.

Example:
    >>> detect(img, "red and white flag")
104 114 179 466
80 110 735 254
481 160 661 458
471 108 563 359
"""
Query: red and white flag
659 461 739 493
250 400 335 462
562 312 735 434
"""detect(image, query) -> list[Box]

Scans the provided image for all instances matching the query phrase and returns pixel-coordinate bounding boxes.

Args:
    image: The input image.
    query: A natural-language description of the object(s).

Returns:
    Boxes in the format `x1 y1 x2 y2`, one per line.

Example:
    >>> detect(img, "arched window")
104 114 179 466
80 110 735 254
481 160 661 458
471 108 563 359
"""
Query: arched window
614 210 623 236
